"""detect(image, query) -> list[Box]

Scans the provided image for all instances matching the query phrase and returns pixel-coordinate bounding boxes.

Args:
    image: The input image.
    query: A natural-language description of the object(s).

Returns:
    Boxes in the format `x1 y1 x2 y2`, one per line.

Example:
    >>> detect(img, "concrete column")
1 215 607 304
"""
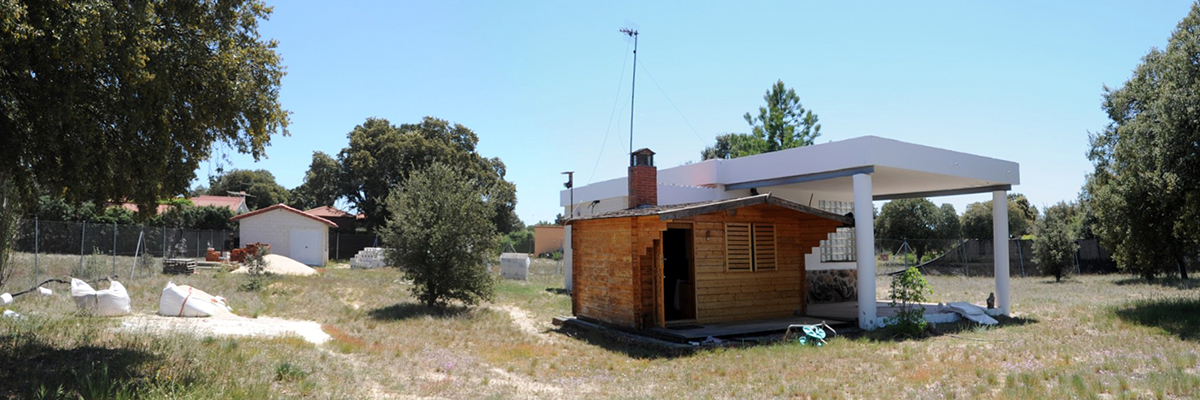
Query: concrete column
563 225 573 291
992 190 1011 315
853 173 877 330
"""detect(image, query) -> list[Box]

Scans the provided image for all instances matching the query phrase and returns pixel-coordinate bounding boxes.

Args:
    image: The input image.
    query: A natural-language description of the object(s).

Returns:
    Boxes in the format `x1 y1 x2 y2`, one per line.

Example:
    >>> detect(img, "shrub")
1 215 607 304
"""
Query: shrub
240 243 271 291
380 163 498 308
1033 201 1080 282
888 266 932 337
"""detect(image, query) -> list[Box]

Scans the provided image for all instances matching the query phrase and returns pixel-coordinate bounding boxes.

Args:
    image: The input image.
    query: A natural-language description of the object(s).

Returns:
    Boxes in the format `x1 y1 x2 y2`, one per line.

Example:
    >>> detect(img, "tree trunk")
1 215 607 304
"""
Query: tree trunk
1178 256 1189 280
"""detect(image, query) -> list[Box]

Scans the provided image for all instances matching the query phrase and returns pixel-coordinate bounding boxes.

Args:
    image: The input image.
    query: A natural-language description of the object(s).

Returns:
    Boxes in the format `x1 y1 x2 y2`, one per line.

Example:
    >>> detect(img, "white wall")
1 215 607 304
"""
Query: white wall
237 209 330 266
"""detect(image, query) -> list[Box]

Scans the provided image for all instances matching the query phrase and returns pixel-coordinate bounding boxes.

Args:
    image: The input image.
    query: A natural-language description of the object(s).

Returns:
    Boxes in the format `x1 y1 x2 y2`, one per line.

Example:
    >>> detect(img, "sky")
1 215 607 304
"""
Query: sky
196 0 1200 225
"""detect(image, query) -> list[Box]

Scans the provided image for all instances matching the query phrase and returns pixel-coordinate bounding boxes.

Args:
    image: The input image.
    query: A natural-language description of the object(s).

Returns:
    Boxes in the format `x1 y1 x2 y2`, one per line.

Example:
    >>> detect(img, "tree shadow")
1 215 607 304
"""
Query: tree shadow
367 302 473 321
0 342 161 398
1114 277 1200 290
1114 297 1200 341
544 288 570 295
1037 278 1082 284
550 324 692 360
857 314 1039 342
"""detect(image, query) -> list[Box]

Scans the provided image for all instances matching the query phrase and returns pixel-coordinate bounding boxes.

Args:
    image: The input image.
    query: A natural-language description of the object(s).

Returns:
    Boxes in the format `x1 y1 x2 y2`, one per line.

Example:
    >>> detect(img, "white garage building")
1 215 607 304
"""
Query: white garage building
230 204 338 266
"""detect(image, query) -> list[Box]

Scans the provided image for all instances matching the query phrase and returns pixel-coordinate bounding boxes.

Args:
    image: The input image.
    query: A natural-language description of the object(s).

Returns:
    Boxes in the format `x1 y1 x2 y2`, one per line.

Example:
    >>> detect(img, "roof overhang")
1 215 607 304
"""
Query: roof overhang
568 193 853 226
561 135 1020 206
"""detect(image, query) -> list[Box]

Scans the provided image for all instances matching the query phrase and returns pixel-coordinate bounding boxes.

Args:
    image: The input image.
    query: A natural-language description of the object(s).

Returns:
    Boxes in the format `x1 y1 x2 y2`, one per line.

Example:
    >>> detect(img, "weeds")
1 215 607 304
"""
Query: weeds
4 254 1200 398
888 266 932 337
274 361 309 382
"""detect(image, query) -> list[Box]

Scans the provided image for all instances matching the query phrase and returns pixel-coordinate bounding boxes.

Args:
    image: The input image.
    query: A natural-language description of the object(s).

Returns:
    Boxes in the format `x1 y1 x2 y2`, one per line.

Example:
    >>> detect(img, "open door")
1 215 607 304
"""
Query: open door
663 225 696 322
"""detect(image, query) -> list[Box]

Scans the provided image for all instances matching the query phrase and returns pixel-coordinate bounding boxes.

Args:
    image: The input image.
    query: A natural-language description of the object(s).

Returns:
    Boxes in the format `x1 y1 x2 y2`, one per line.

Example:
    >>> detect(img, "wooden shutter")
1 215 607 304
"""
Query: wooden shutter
725 223 752 271
753 224 777 271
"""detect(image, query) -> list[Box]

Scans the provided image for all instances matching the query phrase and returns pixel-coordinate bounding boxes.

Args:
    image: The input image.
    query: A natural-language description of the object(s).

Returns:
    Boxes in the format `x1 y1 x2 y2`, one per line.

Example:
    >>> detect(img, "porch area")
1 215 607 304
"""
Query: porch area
648 316 852 342
808 301 1003 326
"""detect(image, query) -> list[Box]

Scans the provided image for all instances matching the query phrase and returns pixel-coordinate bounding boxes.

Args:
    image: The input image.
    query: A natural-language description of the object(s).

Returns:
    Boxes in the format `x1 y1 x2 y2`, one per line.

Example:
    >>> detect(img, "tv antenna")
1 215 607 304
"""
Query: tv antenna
620 27 638 166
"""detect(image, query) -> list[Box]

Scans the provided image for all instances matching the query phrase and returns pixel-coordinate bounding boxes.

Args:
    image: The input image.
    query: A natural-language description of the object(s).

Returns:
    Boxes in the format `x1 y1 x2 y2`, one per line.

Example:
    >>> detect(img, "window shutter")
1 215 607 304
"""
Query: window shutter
725 223 752 271
753 224 777 271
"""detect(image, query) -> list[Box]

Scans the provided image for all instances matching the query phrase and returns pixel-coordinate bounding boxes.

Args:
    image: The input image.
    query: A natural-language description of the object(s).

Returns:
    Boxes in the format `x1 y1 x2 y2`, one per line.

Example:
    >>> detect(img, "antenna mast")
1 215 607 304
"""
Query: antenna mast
620 28 638 166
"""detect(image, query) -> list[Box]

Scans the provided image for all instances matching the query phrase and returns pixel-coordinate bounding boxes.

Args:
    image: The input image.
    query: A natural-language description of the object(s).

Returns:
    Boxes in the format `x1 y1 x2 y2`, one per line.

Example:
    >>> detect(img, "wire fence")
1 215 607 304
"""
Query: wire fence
13 219 234 259
7 218 382 287
872 237 1117 277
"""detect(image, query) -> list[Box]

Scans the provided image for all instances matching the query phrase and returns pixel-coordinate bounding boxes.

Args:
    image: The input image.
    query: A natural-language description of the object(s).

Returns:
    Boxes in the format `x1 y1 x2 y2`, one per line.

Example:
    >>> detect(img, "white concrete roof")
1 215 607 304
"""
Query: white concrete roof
561 135 1019 206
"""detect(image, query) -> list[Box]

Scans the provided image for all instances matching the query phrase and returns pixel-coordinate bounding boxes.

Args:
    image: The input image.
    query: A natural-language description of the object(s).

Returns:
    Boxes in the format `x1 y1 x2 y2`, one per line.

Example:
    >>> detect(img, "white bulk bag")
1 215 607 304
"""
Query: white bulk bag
158 281 231 317
70 278 132 317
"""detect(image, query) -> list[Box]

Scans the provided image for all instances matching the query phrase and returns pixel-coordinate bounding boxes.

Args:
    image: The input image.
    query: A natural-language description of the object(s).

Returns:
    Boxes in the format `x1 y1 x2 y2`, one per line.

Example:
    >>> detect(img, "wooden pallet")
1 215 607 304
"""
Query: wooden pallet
162 258 197 275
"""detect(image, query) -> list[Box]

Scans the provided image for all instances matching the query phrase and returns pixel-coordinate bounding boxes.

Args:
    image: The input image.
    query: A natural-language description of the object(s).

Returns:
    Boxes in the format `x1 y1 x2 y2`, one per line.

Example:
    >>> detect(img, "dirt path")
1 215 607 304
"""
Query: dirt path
493 304 557 344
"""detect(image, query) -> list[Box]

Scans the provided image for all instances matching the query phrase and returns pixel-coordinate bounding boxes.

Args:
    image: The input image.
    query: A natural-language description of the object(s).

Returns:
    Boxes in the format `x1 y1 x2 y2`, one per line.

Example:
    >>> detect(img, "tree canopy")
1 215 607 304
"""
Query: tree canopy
1086 3 1200 279
875 198 960 261
298 117 518 232
206 169 289 210
0 0 286 288
701 80 820 160
960 194 1038 240
288 152 342 210
0 0 288 211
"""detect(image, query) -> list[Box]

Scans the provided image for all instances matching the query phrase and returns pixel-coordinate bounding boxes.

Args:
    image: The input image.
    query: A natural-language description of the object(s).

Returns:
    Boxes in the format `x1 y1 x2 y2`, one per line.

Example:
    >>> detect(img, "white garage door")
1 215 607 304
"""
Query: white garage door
290 229 322 266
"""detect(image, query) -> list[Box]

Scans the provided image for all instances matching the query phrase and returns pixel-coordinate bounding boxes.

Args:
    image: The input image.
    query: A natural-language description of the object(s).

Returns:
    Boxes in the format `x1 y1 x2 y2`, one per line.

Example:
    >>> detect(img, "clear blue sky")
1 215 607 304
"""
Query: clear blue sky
197 0 1199 224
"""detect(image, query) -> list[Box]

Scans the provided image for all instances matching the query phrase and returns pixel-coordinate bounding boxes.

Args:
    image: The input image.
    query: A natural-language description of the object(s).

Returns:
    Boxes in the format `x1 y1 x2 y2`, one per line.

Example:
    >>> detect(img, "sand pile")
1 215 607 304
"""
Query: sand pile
230 254 318 276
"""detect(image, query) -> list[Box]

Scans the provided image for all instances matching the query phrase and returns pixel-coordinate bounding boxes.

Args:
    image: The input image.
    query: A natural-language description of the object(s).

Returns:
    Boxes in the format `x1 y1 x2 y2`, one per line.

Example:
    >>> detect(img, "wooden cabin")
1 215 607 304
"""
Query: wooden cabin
567 149 853 330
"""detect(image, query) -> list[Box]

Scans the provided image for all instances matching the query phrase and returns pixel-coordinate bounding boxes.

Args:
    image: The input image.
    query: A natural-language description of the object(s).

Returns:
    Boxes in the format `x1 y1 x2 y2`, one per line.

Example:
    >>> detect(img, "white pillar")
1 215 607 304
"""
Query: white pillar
992 190 1010 315
563 225 573 291
853 173 877 330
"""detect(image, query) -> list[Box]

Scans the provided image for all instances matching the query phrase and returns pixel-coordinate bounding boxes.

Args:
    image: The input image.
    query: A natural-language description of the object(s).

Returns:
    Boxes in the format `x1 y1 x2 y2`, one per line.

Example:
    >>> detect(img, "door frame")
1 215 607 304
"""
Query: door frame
662 222 696 326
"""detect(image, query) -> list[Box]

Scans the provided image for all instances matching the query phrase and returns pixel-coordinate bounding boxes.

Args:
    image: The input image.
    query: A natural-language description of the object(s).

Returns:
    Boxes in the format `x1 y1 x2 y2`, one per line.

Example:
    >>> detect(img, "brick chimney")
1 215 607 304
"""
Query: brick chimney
628 148 657 209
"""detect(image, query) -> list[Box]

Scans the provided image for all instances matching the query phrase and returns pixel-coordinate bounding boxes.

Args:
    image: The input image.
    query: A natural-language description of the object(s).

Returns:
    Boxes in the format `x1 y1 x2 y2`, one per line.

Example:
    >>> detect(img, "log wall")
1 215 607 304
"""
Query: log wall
685 204 842 324
570 216 666 329
572 204 843 329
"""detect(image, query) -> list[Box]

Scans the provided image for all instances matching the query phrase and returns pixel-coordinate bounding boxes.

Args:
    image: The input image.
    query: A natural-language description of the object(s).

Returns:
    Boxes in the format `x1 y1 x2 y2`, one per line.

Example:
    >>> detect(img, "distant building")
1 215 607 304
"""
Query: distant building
304 206 361 232
231 204 338 266
118 195 249 215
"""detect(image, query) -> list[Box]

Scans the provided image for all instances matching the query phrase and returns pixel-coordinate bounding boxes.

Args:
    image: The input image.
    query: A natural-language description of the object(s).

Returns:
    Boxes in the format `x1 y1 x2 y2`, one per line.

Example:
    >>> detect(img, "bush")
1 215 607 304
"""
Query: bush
888 266 932 337
380 163 497 308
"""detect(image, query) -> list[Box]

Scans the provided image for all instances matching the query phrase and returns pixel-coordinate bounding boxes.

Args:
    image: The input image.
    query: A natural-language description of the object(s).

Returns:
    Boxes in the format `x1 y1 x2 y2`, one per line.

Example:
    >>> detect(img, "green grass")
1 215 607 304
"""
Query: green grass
3 253 1200 398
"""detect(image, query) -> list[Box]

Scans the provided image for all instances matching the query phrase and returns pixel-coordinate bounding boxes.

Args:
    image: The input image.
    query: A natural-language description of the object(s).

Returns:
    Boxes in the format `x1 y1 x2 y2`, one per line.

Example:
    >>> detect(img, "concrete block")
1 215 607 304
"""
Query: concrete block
500 253 530 280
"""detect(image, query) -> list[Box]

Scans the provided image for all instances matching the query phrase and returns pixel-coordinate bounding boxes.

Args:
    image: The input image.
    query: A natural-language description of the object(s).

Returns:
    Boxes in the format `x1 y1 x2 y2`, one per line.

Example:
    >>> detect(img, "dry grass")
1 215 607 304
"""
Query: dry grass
2 253 1199 399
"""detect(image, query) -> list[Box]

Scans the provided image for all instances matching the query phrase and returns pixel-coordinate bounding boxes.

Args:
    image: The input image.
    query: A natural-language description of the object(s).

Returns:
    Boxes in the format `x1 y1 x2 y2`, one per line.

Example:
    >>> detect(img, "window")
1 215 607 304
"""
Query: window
725 223 776 271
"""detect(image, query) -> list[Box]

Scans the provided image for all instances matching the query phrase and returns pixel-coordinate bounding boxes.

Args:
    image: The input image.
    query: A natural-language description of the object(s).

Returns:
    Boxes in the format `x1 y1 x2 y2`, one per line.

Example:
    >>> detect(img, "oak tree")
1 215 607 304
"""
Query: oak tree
1087 3 1200 279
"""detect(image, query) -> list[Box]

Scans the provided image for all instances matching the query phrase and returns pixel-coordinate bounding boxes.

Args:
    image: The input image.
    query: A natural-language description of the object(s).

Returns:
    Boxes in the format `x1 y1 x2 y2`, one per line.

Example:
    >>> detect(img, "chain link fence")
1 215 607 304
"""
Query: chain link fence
872 237 1117 277
9 218 234 286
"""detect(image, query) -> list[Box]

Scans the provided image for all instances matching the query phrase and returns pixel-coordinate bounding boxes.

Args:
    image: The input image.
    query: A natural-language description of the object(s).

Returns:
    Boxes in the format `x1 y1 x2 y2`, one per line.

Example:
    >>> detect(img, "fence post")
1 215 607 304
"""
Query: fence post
111 222 117 277
1016 238 1026 278
79 220 86 273
161 226 166 258
33 217 39 287
961 240 969 277
130 226 144 280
